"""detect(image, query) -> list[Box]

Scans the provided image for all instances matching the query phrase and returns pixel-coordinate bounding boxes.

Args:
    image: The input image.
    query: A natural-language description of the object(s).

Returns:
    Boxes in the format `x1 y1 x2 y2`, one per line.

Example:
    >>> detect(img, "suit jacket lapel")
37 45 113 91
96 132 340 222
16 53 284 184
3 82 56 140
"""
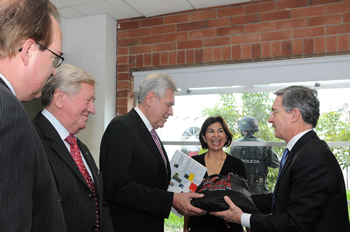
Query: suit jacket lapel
0 78 11 92
129 109 169 174
35 113 90 189
278 130 316 183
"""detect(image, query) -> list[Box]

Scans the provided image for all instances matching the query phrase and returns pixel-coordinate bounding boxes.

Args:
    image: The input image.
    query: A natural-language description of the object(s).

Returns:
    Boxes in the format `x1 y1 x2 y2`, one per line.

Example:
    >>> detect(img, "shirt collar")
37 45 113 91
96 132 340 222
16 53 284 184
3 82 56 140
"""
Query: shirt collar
0 73 16 96
42 109 71 140
134 105 153 132
286 129 313 151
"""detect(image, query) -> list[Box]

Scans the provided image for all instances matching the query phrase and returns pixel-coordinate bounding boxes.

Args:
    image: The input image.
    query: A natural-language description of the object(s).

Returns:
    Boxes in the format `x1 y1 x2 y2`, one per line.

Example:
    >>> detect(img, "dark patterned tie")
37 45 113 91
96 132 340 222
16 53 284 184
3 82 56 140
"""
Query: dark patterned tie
272 148 289 212
150 129 168 174
65 134 99 232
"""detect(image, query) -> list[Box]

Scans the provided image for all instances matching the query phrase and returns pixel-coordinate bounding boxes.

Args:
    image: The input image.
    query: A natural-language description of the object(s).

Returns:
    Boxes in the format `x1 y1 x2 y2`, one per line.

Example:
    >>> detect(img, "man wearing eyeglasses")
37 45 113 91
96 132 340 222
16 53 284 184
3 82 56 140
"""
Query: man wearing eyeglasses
0 0 66 231
211 86 349 232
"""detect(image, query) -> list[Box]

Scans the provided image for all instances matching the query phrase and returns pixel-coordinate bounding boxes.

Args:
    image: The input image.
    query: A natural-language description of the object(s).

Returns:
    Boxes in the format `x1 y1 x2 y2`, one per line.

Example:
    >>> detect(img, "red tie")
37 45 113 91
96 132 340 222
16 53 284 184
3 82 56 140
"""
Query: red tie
150 129 168 174
65 134 99 232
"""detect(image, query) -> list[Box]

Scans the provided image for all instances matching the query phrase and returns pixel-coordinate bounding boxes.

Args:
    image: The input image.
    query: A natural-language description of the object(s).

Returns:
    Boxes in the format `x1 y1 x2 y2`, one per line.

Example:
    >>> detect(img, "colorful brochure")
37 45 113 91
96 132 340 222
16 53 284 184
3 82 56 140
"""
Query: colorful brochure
167 150 207 217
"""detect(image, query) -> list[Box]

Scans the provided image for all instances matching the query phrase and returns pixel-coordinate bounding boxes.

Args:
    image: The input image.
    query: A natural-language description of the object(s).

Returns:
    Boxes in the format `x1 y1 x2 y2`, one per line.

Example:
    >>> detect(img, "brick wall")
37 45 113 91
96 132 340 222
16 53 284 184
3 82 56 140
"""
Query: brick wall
116 0 350 115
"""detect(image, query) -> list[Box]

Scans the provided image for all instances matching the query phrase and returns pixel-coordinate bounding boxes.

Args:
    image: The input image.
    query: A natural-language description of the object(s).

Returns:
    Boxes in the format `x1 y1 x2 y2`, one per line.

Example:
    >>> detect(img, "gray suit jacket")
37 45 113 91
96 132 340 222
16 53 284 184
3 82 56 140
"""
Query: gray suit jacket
0 79 66 231
32 112 114 232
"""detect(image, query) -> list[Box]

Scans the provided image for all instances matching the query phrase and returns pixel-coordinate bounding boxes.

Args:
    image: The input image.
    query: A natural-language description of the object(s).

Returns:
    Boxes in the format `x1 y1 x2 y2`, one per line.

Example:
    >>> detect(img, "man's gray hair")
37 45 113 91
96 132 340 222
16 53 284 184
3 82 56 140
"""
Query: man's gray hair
41 64 96 107
137 73 177 103
274 86 320 128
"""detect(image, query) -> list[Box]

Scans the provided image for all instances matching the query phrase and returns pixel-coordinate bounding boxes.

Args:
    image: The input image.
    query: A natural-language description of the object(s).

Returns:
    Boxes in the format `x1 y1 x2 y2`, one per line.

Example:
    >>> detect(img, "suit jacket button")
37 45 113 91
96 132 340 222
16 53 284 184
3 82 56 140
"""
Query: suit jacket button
58 193 61 202
88 194 94 200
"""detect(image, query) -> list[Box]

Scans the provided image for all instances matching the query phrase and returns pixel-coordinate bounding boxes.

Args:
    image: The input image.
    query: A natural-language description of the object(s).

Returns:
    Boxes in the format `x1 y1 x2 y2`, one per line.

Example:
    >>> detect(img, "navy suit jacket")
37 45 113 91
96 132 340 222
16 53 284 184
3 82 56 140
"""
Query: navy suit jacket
32 112 114 232
100 108 173 232
250 130 349 232
0 79 66 231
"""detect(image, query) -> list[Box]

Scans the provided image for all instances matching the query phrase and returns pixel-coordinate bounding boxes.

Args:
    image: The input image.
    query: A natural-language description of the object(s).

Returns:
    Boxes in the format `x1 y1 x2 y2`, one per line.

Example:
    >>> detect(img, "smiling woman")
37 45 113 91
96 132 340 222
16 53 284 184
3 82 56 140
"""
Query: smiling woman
183 116 247 232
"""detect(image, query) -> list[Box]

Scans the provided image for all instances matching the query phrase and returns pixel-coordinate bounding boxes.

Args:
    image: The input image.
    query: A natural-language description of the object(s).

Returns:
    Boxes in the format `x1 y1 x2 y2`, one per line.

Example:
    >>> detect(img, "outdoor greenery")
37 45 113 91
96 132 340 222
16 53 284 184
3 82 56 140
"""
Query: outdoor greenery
164 212 183 231
316 111 350 168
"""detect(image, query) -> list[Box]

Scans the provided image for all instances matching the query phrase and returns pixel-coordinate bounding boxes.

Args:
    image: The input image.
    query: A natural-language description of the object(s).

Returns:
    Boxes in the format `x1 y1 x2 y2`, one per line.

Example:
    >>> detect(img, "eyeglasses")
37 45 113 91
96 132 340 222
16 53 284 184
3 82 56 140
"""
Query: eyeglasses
19 42 64 68
270 110 280 117
36 41 64 68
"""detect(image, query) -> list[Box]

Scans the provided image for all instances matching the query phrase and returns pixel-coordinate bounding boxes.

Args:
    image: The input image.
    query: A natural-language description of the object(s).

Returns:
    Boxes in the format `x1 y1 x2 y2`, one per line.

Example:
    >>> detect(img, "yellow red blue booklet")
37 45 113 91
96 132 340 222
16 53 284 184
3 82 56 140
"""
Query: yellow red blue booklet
167 150 207 217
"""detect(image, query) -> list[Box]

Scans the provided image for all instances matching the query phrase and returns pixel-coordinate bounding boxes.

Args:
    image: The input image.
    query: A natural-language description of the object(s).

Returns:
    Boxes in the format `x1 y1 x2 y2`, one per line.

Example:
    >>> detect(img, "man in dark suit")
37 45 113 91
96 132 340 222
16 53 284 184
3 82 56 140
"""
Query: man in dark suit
212 86 350 232
100 72 206 232
33 64 114 232
0 0 67 231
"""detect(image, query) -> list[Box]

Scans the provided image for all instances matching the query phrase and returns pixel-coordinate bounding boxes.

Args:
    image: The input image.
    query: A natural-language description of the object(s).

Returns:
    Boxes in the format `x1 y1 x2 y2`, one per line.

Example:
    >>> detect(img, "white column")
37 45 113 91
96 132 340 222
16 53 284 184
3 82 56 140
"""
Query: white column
61 14 116 167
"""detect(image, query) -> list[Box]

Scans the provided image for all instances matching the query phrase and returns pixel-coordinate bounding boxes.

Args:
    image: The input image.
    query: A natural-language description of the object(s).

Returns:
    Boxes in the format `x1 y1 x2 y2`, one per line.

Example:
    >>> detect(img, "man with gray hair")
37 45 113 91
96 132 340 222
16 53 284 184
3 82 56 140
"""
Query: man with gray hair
100 72 206 232
33 64 114 232
212 86 349 232
0 0 66 231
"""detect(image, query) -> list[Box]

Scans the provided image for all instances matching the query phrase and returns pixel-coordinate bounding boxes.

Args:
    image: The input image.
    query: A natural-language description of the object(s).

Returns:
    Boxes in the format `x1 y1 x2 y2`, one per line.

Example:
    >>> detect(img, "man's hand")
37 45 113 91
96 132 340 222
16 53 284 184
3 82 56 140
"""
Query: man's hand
210 196 243 224
172 192 206 216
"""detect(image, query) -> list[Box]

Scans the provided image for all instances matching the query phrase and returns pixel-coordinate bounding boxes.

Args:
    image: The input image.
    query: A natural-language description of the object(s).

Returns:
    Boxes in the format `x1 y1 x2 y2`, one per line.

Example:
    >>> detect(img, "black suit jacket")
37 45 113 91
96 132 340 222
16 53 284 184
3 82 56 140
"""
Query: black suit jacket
250 130 349 232
100 108 173 232
0 79 66 231
32 112 114 232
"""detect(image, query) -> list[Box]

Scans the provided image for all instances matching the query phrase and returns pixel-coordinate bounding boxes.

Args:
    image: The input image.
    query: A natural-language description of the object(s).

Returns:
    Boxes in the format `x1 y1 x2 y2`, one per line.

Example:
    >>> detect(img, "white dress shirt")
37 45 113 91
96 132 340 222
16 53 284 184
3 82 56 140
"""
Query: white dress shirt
134 105 153 132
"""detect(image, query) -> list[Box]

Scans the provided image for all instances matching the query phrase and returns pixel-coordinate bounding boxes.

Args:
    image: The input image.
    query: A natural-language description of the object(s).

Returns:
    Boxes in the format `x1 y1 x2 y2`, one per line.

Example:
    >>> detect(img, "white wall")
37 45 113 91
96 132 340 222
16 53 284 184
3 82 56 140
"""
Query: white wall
61 14 116 167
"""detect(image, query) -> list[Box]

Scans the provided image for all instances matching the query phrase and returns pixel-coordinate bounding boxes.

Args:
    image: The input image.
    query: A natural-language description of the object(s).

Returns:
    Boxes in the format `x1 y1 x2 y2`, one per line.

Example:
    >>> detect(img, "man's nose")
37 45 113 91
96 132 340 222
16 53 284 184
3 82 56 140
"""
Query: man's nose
88 101 96 115
168 106 173 116
268 115 273 123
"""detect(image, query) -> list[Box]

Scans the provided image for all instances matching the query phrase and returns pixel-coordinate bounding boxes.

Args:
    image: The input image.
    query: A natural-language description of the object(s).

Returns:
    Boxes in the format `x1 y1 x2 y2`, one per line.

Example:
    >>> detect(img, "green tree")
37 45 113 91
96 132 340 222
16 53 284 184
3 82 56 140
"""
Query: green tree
201 93 240 136
316 111 350 169
201 92 277 140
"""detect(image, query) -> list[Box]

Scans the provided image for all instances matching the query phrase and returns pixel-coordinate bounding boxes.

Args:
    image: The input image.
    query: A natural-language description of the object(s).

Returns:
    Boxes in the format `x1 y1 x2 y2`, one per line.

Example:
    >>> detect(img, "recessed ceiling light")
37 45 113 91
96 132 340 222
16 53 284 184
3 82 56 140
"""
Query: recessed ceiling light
161 0 178 5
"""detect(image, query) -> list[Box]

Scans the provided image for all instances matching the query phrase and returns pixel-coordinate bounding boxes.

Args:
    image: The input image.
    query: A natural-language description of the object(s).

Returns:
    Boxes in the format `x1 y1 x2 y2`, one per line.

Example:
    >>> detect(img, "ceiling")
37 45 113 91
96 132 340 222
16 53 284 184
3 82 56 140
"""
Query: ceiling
52 0 251 20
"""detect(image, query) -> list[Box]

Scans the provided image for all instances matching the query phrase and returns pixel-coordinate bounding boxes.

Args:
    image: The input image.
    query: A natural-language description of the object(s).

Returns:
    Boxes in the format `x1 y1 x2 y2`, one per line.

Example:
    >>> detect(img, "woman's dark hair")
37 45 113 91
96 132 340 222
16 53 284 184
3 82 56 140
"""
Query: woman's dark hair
199 116 233 149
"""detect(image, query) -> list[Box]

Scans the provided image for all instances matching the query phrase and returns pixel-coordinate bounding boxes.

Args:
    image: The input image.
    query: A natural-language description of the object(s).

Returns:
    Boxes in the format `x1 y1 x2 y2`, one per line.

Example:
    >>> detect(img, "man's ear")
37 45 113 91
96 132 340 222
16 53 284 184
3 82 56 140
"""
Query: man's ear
145 91 156 106
291 108 301 122
20 39 37 66
53 89 65 109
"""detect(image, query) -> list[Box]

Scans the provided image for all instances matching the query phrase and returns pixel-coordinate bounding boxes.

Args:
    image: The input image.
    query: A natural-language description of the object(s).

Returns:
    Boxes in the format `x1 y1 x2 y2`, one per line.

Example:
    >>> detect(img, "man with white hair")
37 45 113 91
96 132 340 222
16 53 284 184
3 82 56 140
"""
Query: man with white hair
100 72 206 232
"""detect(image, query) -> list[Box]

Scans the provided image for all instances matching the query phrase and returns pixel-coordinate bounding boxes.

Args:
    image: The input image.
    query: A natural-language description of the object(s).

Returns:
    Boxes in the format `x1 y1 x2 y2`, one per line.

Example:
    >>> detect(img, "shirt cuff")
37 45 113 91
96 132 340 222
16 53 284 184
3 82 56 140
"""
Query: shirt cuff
241 213 251 228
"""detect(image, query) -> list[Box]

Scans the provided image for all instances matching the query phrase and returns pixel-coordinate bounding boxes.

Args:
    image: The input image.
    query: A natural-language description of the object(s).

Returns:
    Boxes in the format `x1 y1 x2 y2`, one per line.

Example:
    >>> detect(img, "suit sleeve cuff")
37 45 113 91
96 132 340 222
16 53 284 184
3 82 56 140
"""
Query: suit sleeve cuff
241 213 251 228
